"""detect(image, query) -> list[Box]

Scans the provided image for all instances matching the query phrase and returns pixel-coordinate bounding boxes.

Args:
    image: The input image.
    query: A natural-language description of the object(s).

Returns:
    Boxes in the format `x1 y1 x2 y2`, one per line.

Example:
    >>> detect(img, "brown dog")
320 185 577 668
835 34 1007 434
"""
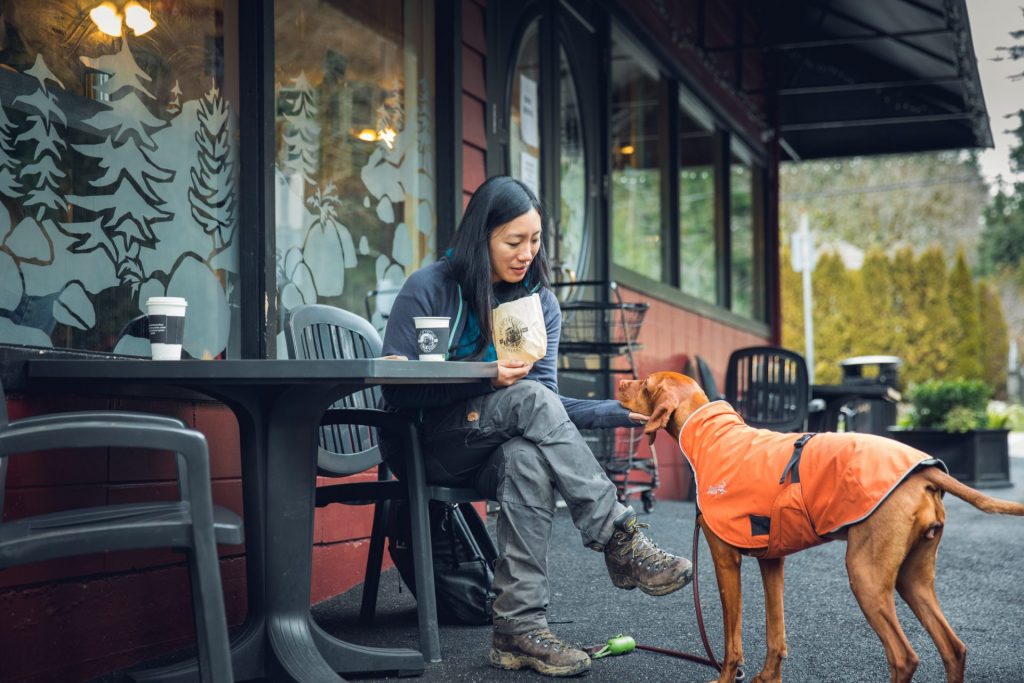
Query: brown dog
618 371 1024 683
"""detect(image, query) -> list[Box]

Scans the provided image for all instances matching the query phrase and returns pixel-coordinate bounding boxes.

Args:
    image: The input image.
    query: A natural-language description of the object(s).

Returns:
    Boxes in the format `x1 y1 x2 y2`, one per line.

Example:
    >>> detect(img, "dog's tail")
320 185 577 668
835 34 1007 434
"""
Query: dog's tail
921 466 1024 516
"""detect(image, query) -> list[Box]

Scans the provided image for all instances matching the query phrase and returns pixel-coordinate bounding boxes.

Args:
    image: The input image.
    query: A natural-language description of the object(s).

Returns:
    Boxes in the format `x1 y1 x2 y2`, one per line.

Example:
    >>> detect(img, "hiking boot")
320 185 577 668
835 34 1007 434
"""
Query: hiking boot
604 506 693 596
489 628 591 677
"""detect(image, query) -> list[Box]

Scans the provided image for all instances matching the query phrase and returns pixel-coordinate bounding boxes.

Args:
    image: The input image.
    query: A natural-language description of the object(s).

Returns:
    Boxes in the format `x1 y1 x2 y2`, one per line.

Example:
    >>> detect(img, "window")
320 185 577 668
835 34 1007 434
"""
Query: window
610 29 662 280
509 19 540 201
0 1 240 358
678 95 716 303
730 146 756 317
558 46 587 282
273 0 435 348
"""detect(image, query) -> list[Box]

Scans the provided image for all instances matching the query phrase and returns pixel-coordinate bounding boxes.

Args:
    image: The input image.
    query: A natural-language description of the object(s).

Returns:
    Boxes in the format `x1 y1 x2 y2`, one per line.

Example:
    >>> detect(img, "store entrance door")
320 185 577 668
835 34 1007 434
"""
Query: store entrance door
487 0 605 284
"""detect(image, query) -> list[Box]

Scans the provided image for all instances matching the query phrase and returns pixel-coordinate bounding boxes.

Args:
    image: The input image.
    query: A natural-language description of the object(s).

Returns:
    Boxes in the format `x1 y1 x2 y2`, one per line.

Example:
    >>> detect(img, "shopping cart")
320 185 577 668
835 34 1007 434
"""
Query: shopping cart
552 281 658 512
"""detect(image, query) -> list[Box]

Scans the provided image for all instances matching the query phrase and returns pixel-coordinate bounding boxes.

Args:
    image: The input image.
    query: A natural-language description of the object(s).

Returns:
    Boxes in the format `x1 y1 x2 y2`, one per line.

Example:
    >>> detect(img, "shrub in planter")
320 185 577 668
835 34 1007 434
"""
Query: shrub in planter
889 378 1010 488
902 378 989 431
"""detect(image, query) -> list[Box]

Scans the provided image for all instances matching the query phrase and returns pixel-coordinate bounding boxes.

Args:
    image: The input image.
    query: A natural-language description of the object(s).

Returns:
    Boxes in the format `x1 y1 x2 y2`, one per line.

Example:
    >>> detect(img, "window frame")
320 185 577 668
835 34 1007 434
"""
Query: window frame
606 14 770 335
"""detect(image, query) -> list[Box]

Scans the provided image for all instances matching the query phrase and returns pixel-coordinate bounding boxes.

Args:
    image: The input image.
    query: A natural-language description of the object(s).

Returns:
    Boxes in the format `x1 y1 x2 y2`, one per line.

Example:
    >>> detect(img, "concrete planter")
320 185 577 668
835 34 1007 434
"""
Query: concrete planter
887 427 1012 489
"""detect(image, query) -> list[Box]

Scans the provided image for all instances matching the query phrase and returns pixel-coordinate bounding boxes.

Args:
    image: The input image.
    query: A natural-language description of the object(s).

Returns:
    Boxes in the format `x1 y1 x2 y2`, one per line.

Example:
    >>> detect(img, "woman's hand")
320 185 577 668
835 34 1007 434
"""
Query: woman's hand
491 359 533 388
627 412 649 424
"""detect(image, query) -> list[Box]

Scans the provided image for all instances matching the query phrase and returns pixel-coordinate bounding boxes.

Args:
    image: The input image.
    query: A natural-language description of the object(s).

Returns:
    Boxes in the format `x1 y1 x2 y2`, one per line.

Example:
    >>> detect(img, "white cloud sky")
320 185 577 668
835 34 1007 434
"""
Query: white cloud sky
967 0 1024 188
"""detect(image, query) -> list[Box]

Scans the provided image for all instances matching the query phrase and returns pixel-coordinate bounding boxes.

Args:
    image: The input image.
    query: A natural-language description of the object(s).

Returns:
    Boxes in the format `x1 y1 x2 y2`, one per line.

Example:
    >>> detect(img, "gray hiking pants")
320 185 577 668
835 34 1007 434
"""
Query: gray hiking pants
418 380 627 634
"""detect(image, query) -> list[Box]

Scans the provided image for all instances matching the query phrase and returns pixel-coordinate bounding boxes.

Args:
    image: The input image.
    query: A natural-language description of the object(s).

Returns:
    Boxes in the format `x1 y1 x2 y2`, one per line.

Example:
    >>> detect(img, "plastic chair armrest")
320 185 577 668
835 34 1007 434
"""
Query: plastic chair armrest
319 407 416 432
11 411 187 430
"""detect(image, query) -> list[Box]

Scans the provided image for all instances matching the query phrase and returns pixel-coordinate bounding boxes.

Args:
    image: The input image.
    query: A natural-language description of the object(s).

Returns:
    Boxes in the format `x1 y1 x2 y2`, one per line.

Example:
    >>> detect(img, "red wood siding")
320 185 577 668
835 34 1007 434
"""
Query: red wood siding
616 286 770 500
463 0 487 204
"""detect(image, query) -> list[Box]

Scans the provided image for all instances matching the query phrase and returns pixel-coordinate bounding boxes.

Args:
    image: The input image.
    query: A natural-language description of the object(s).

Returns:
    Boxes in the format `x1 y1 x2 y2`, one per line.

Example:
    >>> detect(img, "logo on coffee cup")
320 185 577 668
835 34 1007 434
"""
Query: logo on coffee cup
417 329 440 353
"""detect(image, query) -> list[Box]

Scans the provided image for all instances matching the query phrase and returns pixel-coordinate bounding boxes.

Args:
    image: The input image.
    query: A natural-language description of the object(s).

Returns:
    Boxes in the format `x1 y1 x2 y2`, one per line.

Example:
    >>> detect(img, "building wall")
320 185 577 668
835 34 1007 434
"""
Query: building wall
462 0 488 211
0 0 778 678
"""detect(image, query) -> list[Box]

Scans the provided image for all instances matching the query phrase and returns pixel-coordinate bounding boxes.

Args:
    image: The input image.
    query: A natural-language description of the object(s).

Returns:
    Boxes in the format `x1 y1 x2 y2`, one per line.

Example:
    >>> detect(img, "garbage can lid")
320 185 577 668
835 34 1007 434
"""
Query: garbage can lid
839 355 902 367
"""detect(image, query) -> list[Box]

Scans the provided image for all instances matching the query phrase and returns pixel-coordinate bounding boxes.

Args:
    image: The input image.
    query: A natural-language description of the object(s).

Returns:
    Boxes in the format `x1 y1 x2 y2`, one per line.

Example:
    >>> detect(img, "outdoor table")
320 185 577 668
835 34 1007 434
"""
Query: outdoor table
810 383 901 432
24 358 496 683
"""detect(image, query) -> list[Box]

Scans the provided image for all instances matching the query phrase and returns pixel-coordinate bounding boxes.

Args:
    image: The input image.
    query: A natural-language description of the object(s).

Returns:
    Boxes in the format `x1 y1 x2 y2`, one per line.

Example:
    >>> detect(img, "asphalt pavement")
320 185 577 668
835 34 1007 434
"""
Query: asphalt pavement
315 442 1024 682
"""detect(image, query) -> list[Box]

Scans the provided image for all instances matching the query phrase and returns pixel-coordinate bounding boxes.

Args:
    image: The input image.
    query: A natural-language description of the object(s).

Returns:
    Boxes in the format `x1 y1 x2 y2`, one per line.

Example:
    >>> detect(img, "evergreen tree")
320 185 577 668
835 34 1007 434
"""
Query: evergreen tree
0 97 21 199
947 250 983 380
810 251 851 383
188 81 236 251
889 246 917 378
779 244 805 354
978 279 1010 399
851 247 897 358
280 71 320 185
66 39 174 291
14 54 67 219
906 247 957 384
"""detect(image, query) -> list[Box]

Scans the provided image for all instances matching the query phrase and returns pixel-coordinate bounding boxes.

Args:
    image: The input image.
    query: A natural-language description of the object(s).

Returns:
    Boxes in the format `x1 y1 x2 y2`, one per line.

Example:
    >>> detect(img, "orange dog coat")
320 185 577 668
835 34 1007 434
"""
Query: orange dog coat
679 402 944 558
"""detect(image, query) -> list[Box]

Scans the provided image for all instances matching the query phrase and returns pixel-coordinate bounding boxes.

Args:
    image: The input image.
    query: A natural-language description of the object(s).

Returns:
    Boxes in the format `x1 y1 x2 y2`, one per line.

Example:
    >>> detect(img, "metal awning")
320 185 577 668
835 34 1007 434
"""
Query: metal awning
750 0 992 160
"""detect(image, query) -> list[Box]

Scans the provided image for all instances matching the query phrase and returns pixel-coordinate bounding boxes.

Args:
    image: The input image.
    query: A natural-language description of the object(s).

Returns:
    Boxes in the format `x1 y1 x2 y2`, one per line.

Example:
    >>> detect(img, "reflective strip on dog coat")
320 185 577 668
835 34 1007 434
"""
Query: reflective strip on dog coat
679 401 945 558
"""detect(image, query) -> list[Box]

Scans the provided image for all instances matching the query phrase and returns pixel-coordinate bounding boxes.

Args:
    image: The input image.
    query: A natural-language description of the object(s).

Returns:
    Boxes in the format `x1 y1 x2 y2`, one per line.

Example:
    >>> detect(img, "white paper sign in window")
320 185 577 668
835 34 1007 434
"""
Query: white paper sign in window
519 74 539 148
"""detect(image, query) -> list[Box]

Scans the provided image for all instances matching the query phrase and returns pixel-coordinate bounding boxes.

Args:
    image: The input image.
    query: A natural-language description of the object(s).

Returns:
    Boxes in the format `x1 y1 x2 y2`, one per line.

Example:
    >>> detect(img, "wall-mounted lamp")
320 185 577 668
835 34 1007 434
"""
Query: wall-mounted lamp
90 1 156 38
620 145 635 155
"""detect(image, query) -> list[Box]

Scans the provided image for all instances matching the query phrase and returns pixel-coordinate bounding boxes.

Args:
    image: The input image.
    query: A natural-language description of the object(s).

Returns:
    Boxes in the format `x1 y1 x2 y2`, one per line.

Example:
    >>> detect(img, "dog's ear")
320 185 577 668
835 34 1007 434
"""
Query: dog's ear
643 380 672 445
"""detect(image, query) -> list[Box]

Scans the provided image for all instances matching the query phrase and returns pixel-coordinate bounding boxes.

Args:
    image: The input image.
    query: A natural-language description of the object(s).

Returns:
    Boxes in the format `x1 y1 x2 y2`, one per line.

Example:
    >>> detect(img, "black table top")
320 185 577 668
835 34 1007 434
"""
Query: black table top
25 358 497 385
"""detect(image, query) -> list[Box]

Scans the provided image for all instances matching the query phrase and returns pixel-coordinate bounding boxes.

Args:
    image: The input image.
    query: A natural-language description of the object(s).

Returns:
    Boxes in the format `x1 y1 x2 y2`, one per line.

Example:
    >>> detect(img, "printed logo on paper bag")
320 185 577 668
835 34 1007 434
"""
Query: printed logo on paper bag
498 317 528 352
417 329 440 353
148 315 185 344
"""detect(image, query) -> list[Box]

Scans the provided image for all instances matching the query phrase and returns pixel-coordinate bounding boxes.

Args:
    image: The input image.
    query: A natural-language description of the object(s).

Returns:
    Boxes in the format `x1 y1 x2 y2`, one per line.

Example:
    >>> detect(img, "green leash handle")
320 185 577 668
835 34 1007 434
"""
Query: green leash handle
590 634 636 659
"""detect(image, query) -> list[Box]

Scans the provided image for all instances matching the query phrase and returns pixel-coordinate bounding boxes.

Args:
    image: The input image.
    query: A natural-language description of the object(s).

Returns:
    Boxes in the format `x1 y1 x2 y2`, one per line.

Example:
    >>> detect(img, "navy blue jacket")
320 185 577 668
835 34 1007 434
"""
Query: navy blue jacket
380 259 633 429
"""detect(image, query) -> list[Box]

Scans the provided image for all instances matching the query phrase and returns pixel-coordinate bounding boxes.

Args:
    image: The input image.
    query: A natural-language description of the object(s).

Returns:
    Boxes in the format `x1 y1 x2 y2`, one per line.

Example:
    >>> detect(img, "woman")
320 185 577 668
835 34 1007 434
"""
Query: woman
381 176 692 677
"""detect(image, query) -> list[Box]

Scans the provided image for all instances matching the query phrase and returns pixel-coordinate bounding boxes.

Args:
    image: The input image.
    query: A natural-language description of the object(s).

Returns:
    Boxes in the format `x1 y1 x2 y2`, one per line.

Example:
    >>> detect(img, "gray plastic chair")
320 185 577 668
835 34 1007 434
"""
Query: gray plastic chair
283 303 494 664
0 378 243 683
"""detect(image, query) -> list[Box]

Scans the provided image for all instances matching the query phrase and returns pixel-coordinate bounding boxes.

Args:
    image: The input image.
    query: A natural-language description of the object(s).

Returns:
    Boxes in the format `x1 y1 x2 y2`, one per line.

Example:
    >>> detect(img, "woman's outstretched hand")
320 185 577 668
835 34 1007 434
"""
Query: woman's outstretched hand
492 359 533 388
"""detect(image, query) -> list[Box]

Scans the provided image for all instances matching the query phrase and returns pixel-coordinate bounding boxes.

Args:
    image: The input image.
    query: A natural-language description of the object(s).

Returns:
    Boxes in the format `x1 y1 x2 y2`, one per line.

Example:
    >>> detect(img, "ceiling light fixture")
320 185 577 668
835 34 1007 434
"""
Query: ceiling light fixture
90 2 122 37
124 2 156 35
90 1 156 37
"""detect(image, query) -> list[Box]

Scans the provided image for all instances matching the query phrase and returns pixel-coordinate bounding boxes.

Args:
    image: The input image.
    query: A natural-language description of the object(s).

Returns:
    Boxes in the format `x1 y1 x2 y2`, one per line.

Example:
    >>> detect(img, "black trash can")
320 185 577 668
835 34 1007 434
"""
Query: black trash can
838 355 902 435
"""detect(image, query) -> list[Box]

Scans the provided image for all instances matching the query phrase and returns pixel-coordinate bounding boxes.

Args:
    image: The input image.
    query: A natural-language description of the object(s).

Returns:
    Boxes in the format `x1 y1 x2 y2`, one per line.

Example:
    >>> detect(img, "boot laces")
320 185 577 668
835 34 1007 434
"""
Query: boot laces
525 628 569 652
621 523 672 568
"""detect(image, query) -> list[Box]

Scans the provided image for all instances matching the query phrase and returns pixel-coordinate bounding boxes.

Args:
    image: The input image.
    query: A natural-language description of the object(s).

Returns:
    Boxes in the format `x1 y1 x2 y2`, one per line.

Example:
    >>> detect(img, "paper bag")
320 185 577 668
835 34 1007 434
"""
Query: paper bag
492 294 547 362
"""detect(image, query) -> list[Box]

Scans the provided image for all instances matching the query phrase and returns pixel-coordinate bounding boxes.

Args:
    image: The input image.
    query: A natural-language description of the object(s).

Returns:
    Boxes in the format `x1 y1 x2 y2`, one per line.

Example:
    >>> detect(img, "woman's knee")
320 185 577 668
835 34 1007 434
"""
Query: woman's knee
505 381 567 420
497 438 556 509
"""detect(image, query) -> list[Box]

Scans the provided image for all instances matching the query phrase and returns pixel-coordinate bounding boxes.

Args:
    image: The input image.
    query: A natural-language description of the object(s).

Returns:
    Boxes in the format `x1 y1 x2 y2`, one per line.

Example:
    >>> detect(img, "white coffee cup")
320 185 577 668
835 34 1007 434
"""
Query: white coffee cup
413 316 451 361
146 296 188 360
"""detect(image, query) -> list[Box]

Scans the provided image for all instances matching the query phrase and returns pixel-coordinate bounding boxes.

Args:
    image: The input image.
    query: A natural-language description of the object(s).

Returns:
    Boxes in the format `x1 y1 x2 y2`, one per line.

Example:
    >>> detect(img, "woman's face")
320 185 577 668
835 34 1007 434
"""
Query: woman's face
489 208 542 284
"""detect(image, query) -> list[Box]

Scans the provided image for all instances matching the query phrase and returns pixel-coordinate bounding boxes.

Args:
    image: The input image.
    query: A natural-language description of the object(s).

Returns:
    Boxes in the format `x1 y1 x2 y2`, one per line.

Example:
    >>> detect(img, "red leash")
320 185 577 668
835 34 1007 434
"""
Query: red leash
599 521 745 681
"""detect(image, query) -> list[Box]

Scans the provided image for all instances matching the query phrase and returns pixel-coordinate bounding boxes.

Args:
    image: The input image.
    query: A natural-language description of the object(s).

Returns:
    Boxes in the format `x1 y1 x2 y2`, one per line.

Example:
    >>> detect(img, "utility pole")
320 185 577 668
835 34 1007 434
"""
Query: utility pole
791 210 816 383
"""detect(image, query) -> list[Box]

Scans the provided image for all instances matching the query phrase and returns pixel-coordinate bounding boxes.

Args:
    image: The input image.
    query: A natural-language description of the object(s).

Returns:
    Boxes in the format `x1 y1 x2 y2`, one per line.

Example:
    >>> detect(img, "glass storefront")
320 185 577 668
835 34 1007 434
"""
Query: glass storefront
610 28 662 281
509 19 541 206
678 97 716 304
273 0 435 346
730 148 755 317
0 4 768 361
0 0 241 358
557 46 587 283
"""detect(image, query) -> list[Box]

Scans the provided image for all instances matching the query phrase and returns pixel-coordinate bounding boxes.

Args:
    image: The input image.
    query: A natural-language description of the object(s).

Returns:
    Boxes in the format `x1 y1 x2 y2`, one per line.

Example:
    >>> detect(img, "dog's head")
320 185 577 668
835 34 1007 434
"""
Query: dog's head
617 372 710 443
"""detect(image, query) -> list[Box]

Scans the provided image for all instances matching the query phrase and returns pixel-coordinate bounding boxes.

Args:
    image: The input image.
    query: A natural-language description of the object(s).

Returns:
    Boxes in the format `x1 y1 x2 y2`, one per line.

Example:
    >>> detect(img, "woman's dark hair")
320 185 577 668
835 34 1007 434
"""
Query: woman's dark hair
447 175 550 357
